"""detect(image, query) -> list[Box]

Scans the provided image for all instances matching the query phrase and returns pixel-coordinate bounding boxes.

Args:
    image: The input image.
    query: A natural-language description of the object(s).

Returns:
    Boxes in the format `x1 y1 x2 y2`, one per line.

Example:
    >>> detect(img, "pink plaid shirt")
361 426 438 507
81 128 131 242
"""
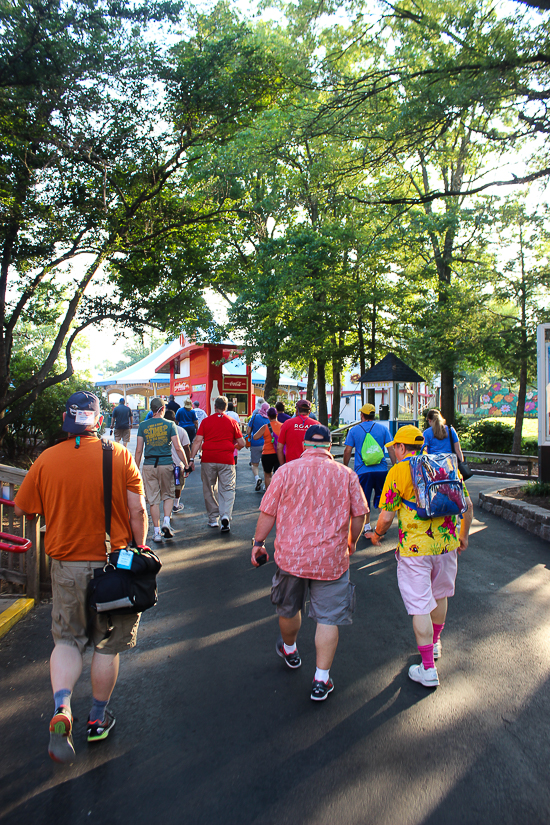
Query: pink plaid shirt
260 448 369 580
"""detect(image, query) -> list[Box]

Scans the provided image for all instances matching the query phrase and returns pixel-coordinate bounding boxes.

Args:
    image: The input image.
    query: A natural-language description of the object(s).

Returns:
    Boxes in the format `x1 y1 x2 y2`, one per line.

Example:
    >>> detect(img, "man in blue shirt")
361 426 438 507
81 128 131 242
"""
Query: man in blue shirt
343 403 396 534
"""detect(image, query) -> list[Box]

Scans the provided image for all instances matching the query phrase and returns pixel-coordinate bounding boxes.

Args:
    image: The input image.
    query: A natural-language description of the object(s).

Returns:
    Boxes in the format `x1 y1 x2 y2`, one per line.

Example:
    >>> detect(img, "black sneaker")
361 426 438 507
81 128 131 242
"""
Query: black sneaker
220 517 230 533
161 523 174 538
87 710 116 742
276 638 301 669
311 678 335 701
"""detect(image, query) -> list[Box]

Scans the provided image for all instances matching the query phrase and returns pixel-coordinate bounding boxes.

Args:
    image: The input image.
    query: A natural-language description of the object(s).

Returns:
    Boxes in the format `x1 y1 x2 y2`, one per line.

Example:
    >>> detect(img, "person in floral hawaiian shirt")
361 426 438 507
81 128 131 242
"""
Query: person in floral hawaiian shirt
366 425 473 689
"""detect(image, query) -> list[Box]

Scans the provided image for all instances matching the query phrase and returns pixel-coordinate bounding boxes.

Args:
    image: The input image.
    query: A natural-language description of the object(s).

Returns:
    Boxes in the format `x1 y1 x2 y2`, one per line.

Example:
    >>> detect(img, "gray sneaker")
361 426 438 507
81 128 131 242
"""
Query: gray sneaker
48 707 75 763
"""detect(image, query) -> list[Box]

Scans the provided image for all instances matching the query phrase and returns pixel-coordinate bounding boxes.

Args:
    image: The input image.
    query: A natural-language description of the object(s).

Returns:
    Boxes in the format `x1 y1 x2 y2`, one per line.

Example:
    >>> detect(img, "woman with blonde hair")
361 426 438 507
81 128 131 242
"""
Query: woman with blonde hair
424 409 465 461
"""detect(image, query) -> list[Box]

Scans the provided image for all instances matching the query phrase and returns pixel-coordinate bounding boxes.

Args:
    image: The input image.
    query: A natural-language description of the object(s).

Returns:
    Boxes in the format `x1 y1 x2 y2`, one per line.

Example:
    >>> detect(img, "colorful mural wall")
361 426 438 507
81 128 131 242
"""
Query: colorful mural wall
474 382 538 417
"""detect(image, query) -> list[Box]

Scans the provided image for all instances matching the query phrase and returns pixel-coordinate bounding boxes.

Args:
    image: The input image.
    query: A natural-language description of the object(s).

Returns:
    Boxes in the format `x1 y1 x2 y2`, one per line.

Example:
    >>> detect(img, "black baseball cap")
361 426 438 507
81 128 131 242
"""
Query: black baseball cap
304 424 331 444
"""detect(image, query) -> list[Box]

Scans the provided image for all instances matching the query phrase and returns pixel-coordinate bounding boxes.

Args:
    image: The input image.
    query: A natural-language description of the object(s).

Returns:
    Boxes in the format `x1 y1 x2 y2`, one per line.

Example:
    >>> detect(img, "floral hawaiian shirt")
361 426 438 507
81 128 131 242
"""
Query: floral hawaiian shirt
380 457 470 557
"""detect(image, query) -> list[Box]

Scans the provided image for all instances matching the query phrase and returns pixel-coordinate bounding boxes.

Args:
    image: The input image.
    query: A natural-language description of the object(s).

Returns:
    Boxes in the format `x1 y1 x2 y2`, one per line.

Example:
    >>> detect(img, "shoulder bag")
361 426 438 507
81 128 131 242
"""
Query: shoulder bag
87 440 162 616
450 428 474 480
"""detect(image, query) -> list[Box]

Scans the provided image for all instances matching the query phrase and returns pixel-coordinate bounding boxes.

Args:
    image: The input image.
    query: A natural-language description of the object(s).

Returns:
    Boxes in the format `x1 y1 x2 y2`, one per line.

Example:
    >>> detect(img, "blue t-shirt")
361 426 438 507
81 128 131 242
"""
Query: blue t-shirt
345 421 392 474
145 411 153 420
176 407 198 429
423 425 458 454
248 411 268 447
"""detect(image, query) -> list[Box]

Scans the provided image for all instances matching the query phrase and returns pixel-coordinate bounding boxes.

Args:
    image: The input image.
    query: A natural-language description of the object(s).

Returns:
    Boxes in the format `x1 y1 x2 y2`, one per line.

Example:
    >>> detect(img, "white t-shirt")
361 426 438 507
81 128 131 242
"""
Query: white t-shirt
194 407 208 425
171 424 190 467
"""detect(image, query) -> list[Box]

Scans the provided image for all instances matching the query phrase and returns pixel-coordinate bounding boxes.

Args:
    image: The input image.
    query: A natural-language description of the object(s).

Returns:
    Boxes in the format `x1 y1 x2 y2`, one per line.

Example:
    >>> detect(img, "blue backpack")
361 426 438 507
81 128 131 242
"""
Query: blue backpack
404 453 467 519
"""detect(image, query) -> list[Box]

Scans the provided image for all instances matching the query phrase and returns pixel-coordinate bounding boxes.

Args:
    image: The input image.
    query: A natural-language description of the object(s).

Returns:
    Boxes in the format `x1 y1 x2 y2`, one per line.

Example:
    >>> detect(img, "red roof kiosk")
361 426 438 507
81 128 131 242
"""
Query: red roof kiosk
155 334 255 417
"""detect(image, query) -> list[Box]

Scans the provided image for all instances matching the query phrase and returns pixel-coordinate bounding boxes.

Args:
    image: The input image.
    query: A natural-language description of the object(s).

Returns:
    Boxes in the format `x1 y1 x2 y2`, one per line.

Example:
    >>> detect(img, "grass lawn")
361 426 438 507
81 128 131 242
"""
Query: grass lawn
481 417 538 438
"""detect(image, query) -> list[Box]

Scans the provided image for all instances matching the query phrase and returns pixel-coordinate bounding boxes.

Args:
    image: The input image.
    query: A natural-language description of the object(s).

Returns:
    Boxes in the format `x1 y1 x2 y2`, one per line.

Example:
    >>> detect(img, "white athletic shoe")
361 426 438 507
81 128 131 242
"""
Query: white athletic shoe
408 664 439 687
433 640 442 660
152 533 163 543
208 518 219 528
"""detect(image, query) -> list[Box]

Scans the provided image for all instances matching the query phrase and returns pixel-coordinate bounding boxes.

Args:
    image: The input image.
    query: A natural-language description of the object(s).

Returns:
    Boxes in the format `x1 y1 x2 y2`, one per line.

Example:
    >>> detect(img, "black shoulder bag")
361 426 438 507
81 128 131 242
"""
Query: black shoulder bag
87 440 162 616
451 428 473 481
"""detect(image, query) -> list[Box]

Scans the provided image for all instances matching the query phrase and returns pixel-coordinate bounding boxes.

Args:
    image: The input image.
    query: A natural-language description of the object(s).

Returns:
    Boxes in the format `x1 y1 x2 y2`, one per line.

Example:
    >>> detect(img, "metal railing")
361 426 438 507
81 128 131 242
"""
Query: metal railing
0 464 47 601
463 451 538 478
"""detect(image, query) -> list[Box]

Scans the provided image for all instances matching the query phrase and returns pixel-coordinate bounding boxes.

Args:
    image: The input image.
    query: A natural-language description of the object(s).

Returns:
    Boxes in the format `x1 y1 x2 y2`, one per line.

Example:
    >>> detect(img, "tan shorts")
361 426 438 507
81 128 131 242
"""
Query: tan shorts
114 428 131 445
142 464 175 506
51 559 140 655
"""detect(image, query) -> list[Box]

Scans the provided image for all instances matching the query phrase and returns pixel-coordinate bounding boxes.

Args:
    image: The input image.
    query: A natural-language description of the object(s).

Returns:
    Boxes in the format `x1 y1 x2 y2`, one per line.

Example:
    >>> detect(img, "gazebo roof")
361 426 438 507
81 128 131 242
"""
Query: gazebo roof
359 353 425 384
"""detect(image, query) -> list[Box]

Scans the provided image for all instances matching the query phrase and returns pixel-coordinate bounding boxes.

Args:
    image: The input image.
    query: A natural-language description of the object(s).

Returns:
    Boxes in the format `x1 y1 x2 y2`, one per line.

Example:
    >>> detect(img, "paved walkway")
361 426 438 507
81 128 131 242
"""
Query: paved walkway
1 448 549 825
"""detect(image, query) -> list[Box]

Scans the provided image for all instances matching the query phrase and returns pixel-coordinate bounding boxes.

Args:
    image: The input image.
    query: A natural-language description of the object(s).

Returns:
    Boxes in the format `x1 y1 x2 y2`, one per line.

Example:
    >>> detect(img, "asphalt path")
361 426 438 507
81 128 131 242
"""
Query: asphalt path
1 453 550 825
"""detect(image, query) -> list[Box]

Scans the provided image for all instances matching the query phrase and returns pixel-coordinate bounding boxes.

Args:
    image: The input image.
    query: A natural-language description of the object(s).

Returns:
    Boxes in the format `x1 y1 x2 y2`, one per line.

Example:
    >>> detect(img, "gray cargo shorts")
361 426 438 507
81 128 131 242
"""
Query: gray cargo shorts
271 567 356 626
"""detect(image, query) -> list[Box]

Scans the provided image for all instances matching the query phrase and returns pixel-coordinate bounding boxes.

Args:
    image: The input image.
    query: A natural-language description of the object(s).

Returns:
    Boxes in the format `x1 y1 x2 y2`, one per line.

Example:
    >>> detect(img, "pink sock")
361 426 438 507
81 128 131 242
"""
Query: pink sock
433 623 445 644
418 644 435 670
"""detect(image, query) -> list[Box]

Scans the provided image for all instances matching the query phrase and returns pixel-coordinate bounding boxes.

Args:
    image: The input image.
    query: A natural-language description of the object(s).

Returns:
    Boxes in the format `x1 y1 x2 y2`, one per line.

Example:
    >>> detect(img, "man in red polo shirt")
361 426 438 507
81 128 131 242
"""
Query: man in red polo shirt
189 395 245 532
276 399 317 465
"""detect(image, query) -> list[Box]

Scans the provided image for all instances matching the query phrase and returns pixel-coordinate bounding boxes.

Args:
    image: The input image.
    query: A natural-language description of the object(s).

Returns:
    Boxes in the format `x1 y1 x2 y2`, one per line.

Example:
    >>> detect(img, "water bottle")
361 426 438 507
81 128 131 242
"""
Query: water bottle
174 464 180 486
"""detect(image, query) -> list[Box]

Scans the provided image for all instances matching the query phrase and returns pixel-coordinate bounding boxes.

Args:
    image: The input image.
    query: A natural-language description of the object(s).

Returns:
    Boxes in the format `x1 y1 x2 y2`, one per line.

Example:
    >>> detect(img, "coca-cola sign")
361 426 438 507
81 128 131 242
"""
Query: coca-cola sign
173 378 190 393
223 376 248 391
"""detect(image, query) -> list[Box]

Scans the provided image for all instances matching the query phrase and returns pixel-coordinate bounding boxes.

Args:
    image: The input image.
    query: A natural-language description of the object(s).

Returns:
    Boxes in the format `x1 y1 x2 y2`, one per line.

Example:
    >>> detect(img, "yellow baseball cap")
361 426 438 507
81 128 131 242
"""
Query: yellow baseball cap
386 425 424 448
360 403 376 415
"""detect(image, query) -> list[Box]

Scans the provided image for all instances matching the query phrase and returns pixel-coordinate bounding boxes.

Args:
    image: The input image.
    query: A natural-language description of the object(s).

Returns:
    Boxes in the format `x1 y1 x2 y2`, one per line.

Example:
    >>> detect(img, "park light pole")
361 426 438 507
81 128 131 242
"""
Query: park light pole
537 324 550 483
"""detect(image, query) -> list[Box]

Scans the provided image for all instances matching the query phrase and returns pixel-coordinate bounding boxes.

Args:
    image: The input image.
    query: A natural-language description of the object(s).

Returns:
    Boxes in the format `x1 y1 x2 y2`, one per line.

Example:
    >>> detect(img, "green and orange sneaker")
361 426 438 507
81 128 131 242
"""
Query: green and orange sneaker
87 710 116 742
48 706 75 763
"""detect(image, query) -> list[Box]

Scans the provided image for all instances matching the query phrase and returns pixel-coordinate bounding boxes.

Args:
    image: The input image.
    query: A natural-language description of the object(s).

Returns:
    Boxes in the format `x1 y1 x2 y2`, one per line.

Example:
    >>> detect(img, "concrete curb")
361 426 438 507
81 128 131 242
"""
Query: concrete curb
479 490 550 542
0 598 34 640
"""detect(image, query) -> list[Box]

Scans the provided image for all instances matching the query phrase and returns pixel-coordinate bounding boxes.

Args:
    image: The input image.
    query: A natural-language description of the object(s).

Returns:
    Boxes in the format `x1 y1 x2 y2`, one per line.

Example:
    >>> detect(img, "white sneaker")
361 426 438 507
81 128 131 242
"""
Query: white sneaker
161 523 174 538
208 518 219 528
254 478 262 491
433 640 442 660
152 533 163 543
408 664 439 687
172 503 184 513
220 517 230 533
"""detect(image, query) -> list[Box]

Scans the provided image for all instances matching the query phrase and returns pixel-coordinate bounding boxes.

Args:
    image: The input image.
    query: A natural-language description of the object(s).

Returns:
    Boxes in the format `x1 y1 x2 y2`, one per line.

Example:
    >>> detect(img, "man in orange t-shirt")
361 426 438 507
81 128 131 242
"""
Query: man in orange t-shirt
252 406 282 490
15 391 147 764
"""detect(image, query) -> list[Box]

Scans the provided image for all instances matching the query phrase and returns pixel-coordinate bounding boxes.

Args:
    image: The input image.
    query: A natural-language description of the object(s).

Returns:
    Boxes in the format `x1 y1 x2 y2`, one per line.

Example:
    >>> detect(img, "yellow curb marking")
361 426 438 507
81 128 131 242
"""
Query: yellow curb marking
0 598 34 640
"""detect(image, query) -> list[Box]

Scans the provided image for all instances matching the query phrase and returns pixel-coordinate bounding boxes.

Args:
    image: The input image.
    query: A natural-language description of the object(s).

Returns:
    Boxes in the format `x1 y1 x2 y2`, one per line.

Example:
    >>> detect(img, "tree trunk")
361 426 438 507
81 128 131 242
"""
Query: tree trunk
306 360 315 402
357 316 366 405
440 366 455 425
331 354 342 427
263 362 280 405
317 358 328 425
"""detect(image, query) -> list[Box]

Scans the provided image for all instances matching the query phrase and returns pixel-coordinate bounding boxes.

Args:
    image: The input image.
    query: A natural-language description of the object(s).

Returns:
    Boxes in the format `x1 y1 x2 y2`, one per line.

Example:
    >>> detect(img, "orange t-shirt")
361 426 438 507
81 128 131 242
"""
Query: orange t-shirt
14 436 144 561
262 419 282 455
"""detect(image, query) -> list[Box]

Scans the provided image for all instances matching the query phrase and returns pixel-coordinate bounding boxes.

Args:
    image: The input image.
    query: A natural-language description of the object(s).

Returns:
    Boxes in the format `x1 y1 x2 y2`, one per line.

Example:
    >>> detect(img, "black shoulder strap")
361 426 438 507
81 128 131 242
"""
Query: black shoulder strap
102 439 113 557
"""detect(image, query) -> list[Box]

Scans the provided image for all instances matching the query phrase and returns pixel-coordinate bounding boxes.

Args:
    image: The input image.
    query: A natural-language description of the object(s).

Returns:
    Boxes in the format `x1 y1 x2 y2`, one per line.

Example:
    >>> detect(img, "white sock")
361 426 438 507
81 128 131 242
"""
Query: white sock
154 526 161 536
163 516 171 526
315 667 330 683
255 475 260 480
283 642 297 654
174 497 180 506
364 522 372 532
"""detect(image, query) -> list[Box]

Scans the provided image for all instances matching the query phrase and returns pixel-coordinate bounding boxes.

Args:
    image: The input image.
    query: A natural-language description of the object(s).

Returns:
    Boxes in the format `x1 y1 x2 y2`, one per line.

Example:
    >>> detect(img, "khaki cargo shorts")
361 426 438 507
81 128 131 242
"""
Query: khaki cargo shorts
51 559 140 655
114 428 131 445
142 464 175 506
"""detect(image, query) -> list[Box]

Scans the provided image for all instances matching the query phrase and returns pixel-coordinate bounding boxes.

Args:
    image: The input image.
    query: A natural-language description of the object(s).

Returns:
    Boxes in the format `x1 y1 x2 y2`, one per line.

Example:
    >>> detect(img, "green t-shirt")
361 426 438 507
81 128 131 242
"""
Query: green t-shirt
137 417 177 465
